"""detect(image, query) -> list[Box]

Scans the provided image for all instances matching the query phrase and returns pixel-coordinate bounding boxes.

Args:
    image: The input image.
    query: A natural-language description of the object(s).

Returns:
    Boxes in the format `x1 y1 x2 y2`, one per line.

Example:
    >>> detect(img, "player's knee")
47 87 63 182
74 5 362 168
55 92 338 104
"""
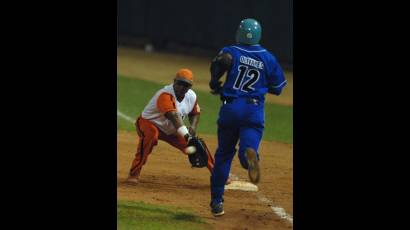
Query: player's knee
145 126 159 140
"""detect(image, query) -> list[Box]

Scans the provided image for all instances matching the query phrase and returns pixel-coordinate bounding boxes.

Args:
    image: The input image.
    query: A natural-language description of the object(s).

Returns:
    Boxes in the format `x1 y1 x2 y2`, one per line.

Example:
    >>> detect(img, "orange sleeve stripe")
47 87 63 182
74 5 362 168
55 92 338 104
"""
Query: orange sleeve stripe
157 93 177 113
189 99 200 115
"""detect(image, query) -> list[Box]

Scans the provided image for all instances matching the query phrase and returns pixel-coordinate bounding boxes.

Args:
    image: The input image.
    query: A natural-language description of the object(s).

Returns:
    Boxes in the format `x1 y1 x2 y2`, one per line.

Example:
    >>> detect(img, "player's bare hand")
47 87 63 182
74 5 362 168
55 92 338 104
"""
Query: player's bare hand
209 80 223 95
210 87 222 95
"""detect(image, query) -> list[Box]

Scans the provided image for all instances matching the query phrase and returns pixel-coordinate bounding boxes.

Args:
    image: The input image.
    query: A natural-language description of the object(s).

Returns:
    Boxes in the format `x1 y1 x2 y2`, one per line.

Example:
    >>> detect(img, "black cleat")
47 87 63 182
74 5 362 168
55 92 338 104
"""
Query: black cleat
210 202 224 217
245 148 260 184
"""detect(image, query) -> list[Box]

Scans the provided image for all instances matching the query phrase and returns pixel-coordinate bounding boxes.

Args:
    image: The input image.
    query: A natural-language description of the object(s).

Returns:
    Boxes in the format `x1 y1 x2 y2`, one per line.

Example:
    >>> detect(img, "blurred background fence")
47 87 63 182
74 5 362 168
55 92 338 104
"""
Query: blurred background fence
118 0 293 69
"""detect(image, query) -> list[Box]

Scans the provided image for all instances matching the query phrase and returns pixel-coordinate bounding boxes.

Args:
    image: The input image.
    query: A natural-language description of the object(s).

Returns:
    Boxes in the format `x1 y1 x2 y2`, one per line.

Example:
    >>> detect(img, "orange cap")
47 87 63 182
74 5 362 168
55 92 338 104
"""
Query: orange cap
175 68 194 85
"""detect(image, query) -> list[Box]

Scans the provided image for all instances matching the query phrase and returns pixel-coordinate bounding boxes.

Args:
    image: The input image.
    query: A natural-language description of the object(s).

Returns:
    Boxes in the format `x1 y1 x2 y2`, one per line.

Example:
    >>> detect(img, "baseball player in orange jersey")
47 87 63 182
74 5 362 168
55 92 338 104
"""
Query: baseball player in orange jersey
126 68 216 184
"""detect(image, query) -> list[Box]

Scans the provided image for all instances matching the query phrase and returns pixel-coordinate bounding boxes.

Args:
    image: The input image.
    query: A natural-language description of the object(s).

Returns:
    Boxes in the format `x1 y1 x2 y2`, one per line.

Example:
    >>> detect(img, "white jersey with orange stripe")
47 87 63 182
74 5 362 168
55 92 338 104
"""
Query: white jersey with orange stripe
141 84 200 135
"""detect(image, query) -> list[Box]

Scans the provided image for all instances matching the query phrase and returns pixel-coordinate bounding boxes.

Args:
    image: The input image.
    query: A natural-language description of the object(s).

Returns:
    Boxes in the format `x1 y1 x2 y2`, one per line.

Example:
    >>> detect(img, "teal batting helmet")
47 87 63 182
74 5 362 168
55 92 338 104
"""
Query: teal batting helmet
235 18 262 45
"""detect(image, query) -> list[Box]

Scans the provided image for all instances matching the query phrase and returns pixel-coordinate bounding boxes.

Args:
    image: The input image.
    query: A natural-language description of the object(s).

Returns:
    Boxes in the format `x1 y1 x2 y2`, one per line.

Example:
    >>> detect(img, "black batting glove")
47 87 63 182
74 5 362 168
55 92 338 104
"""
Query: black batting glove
209 80 223 95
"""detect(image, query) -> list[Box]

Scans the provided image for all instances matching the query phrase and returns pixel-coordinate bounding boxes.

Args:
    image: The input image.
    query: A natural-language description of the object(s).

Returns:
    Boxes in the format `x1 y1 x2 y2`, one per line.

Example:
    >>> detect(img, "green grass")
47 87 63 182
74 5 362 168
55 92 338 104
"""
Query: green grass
117 75 293 143
117 200 210 230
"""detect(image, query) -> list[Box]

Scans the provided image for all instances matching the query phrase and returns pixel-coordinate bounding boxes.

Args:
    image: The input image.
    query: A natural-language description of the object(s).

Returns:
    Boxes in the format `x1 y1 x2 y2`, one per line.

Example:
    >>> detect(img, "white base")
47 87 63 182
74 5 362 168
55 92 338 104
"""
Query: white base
224 180 258 192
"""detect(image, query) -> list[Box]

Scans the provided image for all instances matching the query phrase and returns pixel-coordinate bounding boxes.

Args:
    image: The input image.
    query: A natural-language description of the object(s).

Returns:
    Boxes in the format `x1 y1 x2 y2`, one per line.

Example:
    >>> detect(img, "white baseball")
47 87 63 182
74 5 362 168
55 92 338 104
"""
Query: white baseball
185 146 196 155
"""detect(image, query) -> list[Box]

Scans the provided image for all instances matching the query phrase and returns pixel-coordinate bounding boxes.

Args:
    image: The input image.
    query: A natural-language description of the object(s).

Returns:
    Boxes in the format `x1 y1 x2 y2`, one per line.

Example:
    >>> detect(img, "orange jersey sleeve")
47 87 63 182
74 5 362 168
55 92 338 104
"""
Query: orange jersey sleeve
189 99 201 115
157 93 177 114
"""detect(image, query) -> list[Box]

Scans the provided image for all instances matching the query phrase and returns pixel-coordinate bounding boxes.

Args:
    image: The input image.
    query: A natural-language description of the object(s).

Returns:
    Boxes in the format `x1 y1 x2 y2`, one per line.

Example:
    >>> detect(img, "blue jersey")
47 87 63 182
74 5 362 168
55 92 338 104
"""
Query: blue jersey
219 44 287 101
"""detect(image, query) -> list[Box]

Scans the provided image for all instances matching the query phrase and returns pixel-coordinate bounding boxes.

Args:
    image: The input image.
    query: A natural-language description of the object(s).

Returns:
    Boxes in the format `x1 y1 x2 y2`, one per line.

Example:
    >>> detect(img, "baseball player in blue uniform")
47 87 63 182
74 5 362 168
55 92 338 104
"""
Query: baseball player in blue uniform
209 18 287 216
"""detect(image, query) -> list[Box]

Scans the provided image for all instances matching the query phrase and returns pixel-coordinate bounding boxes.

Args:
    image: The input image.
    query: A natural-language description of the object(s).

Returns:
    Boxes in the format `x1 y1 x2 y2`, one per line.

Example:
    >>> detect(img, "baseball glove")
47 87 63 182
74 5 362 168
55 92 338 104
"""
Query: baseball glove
187 137 211 168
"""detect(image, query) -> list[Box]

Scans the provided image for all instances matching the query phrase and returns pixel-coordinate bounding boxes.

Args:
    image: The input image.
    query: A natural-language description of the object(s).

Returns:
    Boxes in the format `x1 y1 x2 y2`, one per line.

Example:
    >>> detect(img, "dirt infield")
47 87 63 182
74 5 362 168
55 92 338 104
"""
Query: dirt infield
117 130 293 229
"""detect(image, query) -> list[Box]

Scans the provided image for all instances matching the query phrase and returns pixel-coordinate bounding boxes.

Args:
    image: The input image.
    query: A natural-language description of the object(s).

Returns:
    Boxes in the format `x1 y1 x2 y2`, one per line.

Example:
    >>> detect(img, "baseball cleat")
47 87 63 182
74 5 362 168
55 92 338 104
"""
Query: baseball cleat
245 148 260 184
210 202 224 217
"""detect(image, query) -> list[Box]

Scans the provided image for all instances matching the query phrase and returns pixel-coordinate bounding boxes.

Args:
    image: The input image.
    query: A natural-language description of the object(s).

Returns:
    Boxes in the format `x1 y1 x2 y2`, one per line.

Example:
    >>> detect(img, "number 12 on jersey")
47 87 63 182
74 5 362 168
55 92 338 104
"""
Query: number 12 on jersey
233 65 260 92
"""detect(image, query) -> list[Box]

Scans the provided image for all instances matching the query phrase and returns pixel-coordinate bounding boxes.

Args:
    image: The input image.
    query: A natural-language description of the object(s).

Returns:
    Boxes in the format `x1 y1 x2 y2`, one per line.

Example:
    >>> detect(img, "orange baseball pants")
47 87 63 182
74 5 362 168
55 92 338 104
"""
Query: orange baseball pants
129 116 214 178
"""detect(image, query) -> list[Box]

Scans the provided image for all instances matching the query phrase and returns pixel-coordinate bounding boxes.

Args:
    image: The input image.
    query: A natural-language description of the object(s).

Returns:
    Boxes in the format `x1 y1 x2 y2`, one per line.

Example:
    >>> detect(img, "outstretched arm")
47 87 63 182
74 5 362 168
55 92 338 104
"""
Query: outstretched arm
188 113 200 136
164 111 184 129
164 111 191 141
157 92 191 140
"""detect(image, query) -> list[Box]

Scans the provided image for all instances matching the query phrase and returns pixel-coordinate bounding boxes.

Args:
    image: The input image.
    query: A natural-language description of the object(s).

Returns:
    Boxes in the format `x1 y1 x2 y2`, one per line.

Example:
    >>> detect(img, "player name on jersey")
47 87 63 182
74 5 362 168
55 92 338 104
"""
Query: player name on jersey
239 56 264 70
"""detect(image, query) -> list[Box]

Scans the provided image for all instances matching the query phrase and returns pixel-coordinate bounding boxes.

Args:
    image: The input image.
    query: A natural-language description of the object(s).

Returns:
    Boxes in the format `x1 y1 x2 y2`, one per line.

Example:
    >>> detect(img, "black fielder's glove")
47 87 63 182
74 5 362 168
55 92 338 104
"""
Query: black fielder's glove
186 137 211 168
